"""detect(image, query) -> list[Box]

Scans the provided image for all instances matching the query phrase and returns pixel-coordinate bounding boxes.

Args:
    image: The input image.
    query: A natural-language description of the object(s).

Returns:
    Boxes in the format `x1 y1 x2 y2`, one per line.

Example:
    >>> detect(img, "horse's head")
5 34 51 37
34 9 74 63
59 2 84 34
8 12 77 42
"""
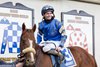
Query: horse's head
19 23 36 66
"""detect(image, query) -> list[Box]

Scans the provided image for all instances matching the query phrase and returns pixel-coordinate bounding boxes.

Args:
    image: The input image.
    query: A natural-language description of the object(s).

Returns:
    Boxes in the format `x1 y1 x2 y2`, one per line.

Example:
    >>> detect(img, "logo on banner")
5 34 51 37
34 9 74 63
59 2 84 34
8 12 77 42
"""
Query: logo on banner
0 18 21 54
67 24 88 52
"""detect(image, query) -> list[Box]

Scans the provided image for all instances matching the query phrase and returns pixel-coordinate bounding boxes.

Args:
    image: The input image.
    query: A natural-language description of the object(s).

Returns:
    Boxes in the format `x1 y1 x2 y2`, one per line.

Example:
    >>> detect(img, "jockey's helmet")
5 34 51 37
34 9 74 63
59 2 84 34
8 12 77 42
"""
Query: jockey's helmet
41 5 54 16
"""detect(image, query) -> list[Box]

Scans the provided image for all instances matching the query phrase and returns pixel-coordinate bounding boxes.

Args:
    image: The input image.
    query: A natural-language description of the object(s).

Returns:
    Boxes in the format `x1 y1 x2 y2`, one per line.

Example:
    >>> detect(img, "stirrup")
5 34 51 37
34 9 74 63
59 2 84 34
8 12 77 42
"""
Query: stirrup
60 56 64 63
58 53 64 63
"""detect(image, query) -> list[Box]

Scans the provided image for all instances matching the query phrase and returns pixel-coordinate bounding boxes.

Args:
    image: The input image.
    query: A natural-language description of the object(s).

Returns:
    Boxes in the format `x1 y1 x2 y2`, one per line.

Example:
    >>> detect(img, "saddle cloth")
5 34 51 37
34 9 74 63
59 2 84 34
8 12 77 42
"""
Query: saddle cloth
60 48 77 67
51 48 77 67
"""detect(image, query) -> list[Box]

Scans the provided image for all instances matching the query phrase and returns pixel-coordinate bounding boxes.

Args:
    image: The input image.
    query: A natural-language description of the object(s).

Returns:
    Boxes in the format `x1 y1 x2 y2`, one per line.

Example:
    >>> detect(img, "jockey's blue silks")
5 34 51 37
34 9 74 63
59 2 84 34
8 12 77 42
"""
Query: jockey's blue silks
37 19 67 47
37 18 69 67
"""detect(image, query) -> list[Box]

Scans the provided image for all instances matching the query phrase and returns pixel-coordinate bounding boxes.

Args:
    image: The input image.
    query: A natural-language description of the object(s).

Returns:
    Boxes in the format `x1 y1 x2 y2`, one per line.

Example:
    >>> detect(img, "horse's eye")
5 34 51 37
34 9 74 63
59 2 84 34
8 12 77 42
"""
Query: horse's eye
26 29 29 32
22 37 27 41
21 39 24 44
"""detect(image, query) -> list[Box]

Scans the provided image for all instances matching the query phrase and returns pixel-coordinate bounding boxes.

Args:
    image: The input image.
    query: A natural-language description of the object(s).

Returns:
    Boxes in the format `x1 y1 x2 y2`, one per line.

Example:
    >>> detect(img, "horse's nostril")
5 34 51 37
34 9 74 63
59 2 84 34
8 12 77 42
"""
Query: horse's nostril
30 61 35 65
27 59 34 62
26 59 30 62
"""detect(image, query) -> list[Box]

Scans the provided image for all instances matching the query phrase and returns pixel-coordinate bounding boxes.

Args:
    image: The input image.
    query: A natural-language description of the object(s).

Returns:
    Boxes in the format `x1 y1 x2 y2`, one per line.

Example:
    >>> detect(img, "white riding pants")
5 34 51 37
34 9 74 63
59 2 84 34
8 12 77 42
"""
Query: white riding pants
39 41 61 52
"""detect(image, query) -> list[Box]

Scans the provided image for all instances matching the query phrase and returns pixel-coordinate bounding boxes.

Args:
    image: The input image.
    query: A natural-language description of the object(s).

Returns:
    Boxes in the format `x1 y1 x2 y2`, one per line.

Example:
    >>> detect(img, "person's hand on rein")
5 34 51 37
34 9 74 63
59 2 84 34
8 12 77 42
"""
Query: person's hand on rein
55 47 61 52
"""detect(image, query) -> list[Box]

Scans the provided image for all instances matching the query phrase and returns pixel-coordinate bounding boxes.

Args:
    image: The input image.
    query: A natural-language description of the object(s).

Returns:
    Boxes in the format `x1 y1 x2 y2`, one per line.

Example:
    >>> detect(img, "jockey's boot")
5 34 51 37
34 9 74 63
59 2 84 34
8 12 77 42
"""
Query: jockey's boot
47 50 64 63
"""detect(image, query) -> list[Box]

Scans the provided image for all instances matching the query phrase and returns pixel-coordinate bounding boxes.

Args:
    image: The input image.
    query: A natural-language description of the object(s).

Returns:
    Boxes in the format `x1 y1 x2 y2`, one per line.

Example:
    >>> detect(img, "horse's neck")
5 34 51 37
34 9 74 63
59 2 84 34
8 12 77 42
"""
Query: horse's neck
35 45 52 67
35 45 43 58
35 45 44 66
35 45 42 52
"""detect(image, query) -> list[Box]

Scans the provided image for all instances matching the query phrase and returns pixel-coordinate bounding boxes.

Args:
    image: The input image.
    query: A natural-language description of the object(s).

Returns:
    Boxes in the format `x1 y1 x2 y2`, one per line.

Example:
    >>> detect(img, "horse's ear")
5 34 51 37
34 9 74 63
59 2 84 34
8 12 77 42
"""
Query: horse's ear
22 23 26 32
32 24 36 32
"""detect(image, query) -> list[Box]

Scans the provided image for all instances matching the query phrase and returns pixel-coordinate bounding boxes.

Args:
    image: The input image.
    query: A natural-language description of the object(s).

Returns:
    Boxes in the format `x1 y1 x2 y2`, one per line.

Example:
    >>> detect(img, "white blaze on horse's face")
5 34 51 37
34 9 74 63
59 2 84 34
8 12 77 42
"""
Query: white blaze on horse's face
28 39 34 62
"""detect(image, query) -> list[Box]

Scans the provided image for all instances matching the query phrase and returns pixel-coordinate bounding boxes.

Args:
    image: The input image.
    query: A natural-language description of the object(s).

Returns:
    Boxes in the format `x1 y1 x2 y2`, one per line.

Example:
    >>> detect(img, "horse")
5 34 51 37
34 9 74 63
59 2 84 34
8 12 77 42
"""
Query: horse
19 23 97 67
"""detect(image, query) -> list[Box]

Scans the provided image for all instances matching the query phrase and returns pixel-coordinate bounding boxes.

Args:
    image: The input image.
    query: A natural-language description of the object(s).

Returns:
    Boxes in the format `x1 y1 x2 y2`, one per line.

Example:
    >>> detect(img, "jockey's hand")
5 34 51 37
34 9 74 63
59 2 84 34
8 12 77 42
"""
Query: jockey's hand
56 47 61 52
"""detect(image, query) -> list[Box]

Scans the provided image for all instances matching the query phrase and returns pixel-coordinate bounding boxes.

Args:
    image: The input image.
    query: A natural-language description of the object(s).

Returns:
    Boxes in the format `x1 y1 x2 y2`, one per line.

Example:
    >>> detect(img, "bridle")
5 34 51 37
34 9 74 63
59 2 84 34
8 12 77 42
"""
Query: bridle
18 38 36 66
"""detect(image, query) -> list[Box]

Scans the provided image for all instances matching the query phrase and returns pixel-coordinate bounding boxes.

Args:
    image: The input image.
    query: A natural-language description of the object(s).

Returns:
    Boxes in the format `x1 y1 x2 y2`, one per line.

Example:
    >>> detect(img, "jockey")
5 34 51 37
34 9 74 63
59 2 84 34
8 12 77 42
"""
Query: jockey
37 5 67 63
